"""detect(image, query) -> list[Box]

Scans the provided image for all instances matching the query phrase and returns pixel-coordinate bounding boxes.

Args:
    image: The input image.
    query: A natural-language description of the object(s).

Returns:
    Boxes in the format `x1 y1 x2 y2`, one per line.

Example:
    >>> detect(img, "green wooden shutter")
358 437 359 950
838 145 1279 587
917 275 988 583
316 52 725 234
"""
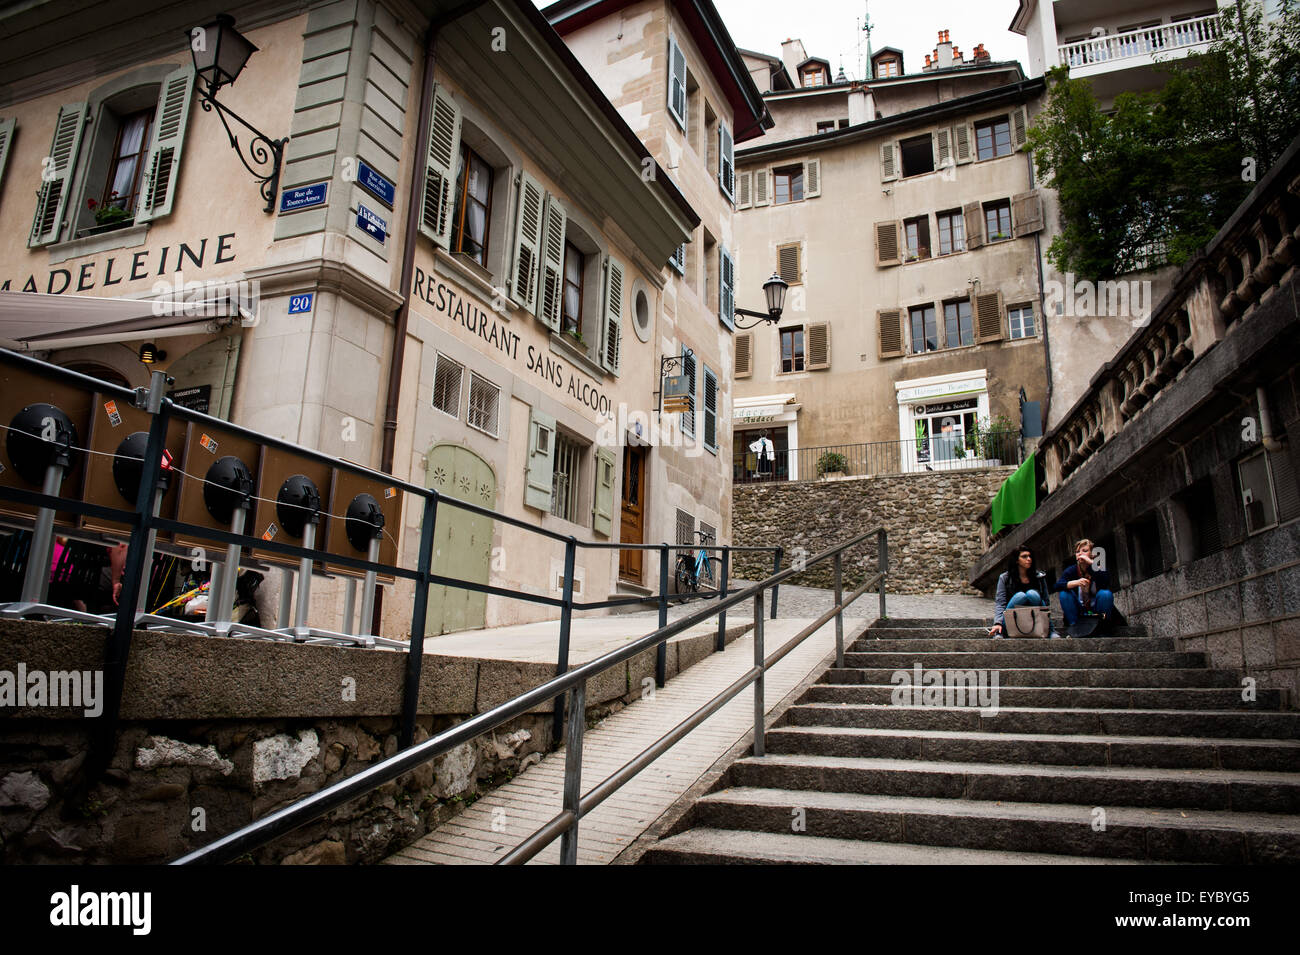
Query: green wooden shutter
719 247 735 329
524 408 557 511
537 193 566 327
419 85 461 249
601 255 624 375
0 118 16 193
136 65 195 223
592 447 615 537
510 170 544 311
29 103 87 248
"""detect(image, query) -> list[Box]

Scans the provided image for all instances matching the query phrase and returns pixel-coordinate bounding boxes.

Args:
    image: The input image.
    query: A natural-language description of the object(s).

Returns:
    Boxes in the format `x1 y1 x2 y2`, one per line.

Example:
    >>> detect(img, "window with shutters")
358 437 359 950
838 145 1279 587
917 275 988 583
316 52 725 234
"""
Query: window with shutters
676 509 695 546
1008 303 1036 339
806 322 830 370
909 305 937 354
561 241 584 337
432 353 464 419
937 209 965 255
1238 447 1300 534
467 372 500 437
735 332 753 378
875 220 901 267
667 34 688 130
943 299 974 348
779 327 805 373
95 107 154 223
777 243 802 285
773 164 804 204
703 366 718 453
975 117 1013 160
681 344 697 436
878 309 904 359
983 199 1012 242
450 143 494 267
551 432 585 523
903 216 930 261
899 134 935 177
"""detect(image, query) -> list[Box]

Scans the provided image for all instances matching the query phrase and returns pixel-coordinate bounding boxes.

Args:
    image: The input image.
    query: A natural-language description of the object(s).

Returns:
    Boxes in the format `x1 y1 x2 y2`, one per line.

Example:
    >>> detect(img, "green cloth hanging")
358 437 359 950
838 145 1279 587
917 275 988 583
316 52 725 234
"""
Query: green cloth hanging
991 451 1037 536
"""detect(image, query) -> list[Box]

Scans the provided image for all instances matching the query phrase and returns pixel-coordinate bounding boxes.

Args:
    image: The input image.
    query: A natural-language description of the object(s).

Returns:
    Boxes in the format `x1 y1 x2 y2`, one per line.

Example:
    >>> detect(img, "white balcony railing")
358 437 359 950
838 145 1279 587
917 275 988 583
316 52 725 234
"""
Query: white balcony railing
1058 13 1222 70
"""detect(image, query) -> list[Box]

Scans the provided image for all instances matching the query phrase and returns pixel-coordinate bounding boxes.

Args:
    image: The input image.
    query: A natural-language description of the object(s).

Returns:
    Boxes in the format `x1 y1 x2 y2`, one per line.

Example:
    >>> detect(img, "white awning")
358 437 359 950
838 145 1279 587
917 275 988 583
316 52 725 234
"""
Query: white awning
0 290 253 351
734 393 797 409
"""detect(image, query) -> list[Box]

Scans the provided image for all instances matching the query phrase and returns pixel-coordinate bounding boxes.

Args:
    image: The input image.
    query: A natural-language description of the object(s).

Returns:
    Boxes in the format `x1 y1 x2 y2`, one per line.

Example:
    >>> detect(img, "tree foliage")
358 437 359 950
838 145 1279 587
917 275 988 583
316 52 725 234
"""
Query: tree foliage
1026 1 1300 279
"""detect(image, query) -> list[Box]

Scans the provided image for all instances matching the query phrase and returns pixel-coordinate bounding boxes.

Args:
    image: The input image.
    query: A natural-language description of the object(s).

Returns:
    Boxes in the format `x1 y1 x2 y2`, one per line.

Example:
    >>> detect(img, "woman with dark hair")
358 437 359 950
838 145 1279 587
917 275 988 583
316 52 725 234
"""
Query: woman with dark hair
989 544 1059 638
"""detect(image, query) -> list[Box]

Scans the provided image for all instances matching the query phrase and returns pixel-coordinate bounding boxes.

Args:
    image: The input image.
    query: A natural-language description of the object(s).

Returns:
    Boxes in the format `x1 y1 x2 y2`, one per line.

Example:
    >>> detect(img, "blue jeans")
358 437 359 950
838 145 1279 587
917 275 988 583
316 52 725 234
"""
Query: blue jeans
1059 588 1114 626
1007 589 1048 610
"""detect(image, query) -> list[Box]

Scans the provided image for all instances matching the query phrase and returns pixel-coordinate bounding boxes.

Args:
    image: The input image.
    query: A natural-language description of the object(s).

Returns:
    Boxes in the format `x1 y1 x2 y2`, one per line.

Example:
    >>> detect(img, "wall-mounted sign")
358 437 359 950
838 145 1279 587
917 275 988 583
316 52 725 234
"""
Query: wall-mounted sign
662 395 691 413
356 159 396 208
918 398 978 415
288 293 314 315
168 385 211 415
280 183 328 214
735 404 787 422
896 377 985 403
663 374 690 398
356 204 387 244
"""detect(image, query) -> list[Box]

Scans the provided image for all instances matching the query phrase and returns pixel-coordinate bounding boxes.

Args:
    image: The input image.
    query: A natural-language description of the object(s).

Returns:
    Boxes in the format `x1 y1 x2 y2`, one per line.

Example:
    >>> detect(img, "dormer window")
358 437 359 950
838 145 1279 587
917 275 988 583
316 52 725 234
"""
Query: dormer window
876 57 900 78
801 68 826 88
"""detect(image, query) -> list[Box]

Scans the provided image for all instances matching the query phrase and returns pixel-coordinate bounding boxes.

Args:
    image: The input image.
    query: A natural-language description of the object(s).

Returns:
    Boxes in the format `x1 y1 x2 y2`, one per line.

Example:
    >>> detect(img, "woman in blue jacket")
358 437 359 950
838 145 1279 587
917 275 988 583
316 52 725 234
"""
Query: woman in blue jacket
990 545 1059 638
1055 538 1114 628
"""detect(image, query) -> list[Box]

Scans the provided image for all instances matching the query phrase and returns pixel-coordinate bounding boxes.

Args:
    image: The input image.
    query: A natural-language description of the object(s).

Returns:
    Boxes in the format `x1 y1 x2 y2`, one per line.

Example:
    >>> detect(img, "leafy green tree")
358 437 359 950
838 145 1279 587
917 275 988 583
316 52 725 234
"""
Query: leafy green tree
1027 1 1300 278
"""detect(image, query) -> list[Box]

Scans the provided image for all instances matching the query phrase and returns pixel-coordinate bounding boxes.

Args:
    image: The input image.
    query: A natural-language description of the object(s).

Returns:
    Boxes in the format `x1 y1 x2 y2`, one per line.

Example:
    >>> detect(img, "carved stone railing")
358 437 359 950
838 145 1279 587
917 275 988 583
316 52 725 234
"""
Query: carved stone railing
1037 140 1300 494
1057 13 1222 71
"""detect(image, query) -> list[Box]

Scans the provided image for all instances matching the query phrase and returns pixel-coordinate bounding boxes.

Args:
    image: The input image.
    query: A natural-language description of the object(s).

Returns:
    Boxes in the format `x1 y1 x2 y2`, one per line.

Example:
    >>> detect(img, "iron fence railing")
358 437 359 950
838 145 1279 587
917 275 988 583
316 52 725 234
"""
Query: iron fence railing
734 430 1022 484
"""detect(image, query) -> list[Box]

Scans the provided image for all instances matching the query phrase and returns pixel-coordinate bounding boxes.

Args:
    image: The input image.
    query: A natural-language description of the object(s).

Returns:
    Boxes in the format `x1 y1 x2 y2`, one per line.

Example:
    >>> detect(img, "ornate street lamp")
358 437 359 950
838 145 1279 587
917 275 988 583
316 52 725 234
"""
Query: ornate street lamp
733 273 789 328
187 14 288 213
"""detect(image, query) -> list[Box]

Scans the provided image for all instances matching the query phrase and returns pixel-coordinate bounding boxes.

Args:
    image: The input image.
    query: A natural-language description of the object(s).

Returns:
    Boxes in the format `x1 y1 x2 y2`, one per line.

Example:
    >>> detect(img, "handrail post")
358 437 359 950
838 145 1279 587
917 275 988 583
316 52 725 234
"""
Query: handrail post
753 589 765 757
833 552 844 669
656 543 669 687
400 492 439 749
558 678 587 865
770 546 782 620
716 546 730 653
878 528 889 620
552 536 578 748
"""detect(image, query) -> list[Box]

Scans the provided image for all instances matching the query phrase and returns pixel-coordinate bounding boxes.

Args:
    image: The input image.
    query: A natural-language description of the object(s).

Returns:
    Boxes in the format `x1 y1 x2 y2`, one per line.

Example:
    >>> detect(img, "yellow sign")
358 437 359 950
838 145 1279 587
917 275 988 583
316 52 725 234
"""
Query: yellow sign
662 396 691 413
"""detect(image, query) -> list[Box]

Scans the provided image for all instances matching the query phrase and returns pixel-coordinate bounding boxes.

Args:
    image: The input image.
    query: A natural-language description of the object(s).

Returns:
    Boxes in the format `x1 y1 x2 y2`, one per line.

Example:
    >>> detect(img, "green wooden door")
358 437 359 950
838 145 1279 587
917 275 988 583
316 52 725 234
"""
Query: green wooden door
425 443 496 635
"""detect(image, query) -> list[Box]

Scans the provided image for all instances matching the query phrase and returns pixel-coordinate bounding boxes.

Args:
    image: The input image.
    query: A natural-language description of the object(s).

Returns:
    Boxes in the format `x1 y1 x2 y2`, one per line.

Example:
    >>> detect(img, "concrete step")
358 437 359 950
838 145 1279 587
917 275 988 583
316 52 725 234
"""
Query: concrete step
802 684 1286 711
639 827 1153 865
862 628 1150 642
842 651 1207 669
872 618 998 629
725 753 1300 813
688 787 1300 863
825 667 1240 688
764 725 1300 772
851 635 1168 652
781 702 1300 739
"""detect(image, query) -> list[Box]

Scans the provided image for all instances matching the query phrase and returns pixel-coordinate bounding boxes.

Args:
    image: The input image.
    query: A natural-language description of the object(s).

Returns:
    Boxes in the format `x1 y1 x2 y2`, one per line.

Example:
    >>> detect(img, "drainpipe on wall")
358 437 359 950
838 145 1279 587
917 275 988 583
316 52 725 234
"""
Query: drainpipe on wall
1258 386 1281 452
1028 147 1052 431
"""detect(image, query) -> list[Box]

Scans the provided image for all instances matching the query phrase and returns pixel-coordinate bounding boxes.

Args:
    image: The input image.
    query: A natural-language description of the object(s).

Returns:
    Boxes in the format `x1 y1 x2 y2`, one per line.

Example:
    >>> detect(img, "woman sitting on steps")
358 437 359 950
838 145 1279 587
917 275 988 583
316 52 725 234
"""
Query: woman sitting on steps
989 544 1062 639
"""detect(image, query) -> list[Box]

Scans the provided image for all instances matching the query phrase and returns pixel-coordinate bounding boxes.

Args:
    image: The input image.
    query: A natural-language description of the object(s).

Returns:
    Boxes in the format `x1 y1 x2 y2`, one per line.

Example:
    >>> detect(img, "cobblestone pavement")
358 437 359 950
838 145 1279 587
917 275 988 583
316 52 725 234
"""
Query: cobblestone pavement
621 581 990 623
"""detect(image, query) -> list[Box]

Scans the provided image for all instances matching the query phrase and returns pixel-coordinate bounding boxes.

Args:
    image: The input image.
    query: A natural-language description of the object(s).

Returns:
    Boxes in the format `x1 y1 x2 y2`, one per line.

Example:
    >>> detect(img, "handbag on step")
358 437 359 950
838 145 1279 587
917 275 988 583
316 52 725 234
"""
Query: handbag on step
1005 606 1050 639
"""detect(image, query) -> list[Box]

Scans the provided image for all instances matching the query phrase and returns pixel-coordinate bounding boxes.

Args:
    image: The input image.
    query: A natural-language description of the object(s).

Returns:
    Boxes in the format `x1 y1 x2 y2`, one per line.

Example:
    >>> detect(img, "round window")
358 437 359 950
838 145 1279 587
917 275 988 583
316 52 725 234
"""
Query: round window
633 288 652 342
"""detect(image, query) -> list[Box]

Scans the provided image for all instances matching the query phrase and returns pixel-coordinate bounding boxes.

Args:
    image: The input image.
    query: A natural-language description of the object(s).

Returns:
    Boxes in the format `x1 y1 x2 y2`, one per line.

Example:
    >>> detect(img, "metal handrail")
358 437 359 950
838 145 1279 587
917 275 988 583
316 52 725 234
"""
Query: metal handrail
170 525 887 864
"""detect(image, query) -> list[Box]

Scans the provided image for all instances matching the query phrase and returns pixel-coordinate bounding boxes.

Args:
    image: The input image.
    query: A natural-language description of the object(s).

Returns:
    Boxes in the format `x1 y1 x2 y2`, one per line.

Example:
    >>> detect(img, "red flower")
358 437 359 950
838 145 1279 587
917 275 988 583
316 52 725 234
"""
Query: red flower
87 198 98 209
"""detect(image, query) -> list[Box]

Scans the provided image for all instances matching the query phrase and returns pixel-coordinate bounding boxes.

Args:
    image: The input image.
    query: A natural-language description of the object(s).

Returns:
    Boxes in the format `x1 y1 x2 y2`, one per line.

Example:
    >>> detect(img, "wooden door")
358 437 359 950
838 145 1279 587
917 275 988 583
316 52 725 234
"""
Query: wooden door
425 443 495 635
619 445 646 582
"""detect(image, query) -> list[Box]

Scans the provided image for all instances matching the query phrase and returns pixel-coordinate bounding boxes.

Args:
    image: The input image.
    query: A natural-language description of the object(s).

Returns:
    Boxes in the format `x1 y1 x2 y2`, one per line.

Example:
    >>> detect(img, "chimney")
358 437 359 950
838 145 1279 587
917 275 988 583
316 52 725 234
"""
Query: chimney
780 38 808 83
936 29 953 69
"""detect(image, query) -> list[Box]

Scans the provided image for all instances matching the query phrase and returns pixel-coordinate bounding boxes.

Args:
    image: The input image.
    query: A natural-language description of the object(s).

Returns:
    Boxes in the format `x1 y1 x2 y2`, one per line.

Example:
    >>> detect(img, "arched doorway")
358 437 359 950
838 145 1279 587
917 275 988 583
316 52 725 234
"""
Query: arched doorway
61 362 130 389
425 443 496 634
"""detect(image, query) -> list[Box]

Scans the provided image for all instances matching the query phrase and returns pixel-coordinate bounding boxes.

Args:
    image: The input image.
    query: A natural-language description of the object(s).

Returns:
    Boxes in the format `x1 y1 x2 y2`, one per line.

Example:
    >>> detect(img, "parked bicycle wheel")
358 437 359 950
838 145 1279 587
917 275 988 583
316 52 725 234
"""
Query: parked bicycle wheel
675 554 696 595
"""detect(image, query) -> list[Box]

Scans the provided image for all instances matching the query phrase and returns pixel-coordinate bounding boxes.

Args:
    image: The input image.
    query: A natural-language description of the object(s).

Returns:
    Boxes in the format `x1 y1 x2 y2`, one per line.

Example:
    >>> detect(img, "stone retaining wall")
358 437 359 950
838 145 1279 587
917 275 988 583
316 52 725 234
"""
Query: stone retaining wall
731 468 1014 594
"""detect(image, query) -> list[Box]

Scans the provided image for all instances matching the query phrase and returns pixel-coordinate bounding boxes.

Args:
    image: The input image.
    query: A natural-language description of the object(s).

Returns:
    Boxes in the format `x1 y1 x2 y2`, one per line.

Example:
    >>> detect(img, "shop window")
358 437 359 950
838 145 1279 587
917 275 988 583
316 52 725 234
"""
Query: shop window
899 134 934 177
451 143 494 267
432 353 463 419
984 199 1013 242
937 209 965 255
467 372 500 437
943 299 974 347
904 216 930 261
1008 304 1036 339
909 304 937 354
975 116 1013 160
779 327 805 373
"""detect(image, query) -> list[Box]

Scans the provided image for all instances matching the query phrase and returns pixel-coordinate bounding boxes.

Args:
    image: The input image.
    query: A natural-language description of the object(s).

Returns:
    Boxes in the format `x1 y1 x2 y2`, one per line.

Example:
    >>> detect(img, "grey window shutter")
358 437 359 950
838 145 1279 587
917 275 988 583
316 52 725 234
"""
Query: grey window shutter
718 121 734 200
753 168 770 206
1012 106 1029 149
975 290 1005 343
804 157 821 197
537 193 567 327
28 102 87 248
525 408 557 511
136 65 195 223
592 446 616 537
955 123 973 164
719 246 735 330
703 366 718 451
875 220 901 267
878 309 904 358
963 200 985 249
681 345 696 436
806 321 830 370
735 332 753 378
419 85 462 249
0 118 15 192
669 242 685 274
510 171 544 311
736 170 751 209
777 243 800 284
667 34 687 130
935 128 952 168
1012 189 1044 236
880 142 897 182
601 255 624 375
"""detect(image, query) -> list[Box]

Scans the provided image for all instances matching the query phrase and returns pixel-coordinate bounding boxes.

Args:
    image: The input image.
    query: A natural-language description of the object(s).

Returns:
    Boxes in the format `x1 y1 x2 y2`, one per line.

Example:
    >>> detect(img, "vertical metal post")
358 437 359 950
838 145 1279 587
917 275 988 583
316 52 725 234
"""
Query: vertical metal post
358 536 381 636
277 567 293 628
214 505 247 623
878 528 889 620
20 461 66 603
400 493 438 749
205 562 224 622
833 552 845 669
770 546 782 620
551 536 577 748
753 589 765 758
656 543 669 687
716 546 730 653
135 486 166 613
558 679 587 865
293 521 318 629
342 577 357 635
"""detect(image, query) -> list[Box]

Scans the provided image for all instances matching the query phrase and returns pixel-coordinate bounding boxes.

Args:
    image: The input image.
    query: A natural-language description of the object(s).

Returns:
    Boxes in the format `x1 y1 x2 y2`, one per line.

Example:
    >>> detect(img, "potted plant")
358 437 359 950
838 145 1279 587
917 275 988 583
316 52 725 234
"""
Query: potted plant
564 327 586 349
85 195 134 233
816 450 848 479
969 414 1017 465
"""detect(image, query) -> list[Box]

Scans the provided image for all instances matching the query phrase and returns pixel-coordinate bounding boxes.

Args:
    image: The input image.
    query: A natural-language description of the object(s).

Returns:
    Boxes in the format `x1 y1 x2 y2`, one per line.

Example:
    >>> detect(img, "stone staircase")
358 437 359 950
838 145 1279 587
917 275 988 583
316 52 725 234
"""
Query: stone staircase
641 618 1300 864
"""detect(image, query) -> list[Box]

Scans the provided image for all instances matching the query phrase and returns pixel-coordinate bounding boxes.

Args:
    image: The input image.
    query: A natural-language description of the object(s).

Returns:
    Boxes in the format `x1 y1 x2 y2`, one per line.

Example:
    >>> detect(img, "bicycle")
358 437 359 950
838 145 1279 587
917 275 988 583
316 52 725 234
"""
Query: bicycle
674 529 715 597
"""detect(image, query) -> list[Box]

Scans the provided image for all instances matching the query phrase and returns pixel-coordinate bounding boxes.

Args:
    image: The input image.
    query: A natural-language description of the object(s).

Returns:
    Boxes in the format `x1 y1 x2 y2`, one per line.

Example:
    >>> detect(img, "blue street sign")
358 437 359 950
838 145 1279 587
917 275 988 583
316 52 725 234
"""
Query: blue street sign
357 204 387 244
279 182 328 213
356 159 396 208
288 293 314 315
